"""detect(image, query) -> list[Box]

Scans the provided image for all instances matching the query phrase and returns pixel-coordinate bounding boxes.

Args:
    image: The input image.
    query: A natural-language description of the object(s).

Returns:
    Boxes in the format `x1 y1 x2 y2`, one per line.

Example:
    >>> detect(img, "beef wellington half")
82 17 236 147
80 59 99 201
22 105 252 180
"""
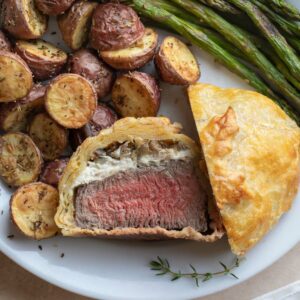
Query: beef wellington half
55 117 224 241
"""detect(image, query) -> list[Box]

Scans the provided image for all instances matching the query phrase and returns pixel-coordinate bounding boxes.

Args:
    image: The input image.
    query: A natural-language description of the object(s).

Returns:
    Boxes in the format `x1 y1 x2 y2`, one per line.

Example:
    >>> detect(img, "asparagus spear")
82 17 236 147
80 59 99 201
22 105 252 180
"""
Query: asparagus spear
287 36 300 53
169 0 300 112
125 0 299 123
252 0 300 37
197 0 241 15
259 0 300 21
227 0 300 82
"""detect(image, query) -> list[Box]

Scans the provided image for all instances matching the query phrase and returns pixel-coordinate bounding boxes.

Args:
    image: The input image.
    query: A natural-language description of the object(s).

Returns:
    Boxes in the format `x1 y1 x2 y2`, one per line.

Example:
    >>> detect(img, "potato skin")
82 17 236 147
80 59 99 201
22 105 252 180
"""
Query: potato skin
28 113 68 161
58 0 97 50
2 0 48 39
155 36 200 85
0 51 33 102
40 158 69 187
35 0 75 15
90 3 145 51
0 84 46 132
10 182 59 239
0 132 42 187
15 40 68 81
112 71 161 118
69 104 118 150
67 49 114 99
45 73 97 129
100 28 158 70
0 30 12 51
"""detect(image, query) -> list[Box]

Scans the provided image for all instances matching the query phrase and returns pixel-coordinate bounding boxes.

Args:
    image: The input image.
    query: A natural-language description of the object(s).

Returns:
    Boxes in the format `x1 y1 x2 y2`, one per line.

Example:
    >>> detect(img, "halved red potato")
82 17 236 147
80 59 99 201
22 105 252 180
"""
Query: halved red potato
28 113 68 161
0 84 46 132
15 39 68 81
0 133 42 187
0 51 33 102
45 74 97 129
2 0 48 39
58 1 97 50
69 104 118 150
100 28 158 70
0 30 12 51
67 49 115 99
40 158 69 187
90 3 145 51
155 36 200 85
35 0 75 15
11 182 59 239
112 71 160 118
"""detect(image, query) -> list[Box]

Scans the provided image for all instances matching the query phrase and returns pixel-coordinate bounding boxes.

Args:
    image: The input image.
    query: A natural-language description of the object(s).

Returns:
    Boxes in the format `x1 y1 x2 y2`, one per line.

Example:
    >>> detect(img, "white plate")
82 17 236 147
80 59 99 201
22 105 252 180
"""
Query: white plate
1 2 300 299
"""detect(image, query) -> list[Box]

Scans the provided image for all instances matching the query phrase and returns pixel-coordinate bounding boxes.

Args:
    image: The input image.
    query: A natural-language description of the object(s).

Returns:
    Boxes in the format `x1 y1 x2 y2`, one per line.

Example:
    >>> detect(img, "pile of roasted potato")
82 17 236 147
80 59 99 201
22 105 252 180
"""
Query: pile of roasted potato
0 0 200 239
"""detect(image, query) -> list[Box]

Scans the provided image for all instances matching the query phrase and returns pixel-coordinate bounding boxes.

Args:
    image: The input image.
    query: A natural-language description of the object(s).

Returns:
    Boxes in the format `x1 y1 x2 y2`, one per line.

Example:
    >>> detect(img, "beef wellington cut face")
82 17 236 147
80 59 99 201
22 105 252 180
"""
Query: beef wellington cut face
55 117 224 241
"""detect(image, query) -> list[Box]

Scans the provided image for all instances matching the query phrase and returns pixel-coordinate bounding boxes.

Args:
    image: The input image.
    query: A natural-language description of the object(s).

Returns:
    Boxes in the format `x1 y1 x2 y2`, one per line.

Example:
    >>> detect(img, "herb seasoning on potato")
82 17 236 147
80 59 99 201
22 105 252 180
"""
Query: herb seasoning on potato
58 0 97 50
0 133 42 187
2 0 48 39
0 84 46 132
112 72 161 118
11 182 59 239
0 30 11 52
15 40 68 81
45 73 97 129
100 28 158 70
28 113 68 161
155 36 200 85
0 51 33 102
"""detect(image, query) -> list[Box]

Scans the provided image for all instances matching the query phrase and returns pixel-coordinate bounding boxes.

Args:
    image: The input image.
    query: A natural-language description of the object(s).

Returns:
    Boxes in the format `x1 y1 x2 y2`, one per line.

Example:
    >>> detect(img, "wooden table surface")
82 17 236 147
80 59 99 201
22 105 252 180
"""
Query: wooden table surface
1 243 300 300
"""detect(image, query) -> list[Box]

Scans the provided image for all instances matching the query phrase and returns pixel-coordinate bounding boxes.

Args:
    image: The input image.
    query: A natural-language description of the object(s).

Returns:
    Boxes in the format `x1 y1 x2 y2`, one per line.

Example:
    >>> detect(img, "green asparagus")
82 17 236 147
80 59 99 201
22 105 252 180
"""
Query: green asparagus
252 0 300 37
125 0 299 123
287 36 300 53
197 0 240 15
227 0 300 82
259 0 300 21
169 0 300 112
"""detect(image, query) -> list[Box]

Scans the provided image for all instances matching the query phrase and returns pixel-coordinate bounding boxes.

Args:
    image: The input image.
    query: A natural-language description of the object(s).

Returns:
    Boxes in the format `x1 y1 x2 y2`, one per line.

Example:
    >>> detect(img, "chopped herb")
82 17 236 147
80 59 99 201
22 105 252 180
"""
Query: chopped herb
38 245 43 251
51 31 56 35
7 234 14 239
60 253 65 258
1 210 3 215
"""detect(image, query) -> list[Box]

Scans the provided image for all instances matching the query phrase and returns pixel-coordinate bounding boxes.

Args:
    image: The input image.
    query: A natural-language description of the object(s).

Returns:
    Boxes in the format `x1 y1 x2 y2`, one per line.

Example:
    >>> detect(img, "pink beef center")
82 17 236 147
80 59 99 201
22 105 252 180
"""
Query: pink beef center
74 160 207 232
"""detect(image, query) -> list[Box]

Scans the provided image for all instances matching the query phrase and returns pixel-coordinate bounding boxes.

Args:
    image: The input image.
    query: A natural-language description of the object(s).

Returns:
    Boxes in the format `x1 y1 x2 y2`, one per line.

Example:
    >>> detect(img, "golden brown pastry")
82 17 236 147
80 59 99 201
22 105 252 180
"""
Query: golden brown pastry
188 83 300 256
55 117 224 241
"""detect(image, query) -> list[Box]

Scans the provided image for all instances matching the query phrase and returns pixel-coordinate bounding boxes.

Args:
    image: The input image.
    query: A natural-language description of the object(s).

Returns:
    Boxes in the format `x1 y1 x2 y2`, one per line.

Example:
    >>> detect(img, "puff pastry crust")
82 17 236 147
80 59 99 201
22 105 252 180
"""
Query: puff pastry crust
55 117 224 241
188 83 300 255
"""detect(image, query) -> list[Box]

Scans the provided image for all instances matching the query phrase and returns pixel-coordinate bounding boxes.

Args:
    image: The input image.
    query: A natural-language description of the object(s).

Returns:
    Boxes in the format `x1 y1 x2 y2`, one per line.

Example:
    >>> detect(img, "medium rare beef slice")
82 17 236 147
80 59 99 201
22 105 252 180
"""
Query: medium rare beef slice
74 160 207 232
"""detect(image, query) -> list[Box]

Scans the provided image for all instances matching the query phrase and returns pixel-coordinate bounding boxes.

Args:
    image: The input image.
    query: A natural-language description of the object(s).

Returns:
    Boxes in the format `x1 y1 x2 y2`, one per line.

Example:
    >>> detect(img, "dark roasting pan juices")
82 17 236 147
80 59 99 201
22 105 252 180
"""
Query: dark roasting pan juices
55 117 224 241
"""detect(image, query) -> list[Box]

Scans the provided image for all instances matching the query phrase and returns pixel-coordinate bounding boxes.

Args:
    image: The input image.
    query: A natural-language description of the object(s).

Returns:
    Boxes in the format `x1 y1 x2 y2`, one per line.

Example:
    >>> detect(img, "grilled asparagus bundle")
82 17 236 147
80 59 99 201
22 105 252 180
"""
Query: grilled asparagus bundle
122 0 300 125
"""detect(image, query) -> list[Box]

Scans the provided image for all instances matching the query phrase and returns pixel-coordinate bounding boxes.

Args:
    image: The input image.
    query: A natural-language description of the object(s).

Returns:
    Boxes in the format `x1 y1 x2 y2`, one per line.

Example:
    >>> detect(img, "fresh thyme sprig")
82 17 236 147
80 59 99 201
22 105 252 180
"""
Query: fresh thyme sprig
150 256 243 287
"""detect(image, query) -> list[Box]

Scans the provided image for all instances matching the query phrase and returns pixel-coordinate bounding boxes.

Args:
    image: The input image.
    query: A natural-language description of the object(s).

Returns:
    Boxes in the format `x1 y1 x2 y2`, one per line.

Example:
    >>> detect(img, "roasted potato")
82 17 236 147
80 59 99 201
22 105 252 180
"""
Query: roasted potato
155 36 200 85
0 133 42 187
58 0 97 50
0 51 33 102
0 84 46 132
2 0 48 39
112 72 160 118
28 113 68 161
11 182 59 239
45 74 97 129
0 30 12 51
67 49 114 99
35 0 75 15
40 158 69 186
90 3 145 51
100 28 158 70
70 104 118 150
15 39 68 81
